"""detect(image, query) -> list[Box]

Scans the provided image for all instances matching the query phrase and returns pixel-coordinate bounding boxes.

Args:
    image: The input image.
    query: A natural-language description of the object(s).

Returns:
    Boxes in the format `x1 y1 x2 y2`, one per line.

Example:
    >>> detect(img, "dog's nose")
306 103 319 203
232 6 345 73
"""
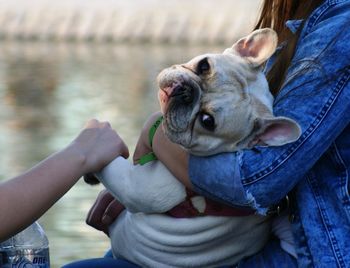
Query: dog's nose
170 84 194 104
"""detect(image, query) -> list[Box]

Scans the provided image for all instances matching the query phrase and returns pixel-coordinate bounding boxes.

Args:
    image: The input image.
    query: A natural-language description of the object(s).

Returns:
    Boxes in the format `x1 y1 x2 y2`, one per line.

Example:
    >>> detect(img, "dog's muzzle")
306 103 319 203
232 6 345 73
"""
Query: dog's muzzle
168 83 195 104
160 81 201 147
159 78 199 109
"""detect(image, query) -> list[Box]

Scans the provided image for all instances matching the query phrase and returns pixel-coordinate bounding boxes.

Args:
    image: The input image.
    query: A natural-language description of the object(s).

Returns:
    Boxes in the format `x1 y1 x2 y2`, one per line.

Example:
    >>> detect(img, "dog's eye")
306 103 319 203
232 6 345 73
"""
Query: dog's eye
199 112 215 131
197 58 210 75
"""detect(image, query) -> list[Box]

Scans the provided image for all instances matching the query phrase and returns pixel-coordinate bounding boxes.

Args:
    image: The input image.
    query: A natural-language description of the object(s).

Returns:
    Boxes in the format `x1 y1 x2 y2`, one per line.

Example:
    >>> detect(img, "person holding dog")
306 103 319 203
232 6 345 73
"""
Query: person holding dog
0 119 128 242
85 0 350 267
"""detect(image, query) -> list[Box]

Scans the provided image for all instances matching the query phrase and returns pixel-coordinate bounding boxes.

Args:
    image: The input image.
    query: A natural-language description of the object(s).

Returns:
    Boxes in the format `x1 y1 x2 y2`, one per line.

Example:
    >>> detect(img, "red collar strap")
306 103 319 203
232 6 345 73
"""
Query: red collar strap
167 189 255 218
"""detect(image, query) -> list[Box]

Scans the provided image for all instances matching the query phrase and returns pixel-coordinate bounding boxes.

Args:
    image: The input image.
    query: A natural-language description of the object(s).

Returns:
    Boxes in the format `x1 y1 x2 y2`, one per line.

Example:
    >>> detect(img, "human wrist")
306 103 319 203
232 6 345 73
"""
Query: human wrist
60 143 89 176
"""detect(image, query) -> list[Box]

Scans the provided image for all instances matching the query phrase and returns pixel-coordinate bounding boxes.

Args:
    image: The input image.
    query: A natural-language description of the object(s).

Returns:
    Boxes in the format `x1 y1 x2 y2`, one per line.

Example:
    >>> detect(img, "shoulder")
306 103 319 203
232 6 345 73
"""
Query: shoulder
286 0 349 87
299 0 349 42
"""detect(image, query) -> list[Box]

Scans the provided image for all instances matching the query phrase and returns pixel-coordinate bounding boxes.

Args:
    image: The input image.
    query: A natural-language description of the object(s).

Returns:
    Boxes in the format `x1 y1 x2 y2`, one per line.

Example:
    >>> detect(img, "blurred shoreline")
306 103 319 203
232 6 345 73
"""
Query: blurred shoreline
0 0 260 44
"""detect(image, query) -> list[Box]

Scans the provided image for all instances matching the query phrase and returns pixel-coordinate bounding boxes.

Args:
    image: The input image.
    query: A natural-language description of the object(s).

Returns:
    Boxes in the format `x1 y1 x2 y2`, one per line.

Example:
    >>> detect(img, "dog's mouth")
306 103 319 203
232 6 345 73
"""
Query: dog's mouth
159 80 198 111
158 78 202 146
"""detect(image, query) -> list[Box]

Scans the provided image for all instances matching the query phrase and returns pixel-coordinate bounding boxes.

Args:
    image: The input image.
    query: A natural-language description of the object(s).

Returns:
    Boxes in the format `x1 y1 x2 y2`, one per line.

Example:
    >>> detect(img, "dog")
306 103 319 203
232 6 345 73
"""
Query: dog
90 28 301 267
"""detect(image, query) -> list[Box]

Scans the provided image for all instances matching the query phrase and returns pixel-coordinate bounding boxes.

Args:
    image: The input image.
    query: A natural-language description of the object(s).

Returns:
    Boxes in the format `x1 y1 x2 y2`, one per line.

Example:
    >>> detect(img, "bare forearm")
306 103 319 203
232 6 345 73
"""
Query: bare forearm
153 126 192 189
0 146 85 241
0 119 129 241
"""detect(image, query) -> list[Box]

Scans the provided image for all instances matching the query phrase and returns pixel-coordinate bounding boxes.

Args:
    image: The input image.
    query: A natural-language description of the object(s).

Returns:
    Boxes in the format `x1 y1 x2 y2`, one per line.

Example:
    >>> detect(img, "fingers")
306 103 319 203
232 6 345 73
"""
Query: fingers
84 118 99 128
85 119 129 157
76 118 132 174
119 141 130 159
85 119 111 129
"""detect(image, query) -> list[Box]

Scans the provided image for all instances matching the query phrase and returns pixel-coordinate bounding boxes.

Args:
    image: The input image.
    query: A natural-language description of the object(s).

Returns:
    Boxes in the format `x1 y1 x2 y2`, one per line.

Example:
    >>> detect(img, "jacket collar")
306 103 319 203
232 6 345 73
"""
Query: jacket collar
285 19 304 34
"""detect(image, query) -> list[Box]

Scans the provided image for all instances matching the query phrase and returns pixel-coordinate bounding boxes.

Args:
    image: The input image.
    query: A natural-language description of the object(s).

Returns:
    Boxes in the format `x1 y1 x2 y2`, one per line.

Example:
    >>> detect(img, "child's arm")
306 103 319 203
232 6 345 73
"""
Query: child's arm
0 119 128 241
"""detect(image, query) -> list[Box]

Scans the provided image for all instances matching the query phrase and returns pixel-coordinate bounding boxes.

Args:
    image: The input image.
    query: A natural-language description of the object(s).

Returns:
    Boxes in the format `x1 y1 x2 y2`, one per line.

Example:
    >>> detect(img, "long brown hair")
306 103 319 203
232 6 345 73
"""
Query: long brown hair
255 0 324 95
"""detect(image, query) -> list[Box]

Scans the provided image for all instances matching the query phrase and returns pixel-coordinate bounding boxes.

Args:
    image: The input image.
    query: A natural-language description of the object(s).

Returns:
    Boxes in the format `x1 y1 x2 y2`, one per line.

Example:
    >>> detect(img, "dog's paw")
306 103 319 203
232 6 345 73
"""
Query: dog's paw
84 173 100 185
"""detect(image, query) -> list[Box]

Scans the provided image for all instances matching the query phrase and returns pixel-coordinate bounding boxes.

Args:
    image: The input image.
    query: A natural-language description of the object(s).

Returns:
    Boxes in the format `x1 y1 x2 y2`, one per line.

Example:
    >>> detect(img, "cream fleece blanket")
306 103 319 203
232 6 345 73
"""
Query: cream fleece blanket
98 157 270 268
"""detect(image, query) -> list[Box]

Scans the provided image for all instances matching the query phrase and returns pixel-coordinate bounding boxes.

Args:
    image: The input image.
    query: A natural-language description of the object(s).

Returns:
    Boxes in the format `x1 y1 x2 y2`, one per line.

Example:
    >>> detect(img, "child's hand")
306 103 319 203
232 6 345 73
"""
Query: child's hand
69 119 129 174
133 112 162 164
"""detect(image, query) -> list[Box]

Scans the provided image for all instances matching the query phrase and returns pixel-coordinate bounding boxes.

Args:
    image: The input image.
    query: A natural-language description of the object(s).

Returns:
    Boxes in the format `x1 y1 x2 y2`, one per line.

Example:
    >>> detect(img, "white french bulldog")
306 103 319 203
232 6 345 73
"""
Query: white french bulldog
95 28 301 267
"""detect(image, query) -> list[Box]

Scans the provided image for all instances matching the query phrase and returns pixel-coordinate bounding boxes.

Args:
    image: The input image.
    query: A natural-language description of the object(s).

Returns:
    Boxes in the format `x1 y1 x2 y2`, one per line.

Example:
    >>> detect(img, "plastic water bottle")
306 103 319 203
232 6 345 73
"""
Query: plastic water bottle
0 222 50 268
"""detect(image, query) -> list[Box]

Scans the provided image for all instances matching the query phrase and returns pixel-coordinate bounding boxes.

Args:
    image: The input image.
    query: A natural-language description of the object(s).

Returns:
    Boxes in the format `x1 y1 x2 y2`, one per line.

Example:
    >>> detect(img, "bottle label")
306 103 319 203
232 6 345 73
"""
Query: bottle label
0 248 50 268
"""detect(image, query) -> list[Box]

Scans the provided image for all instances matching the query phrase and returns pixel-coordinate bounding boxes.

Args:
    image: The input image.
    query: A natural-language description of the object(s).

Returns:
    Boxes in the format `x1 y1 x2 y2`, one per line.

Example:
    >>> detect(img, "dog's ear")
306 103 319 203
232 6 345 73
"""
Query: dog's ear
225 28 278 67
249 116 301 147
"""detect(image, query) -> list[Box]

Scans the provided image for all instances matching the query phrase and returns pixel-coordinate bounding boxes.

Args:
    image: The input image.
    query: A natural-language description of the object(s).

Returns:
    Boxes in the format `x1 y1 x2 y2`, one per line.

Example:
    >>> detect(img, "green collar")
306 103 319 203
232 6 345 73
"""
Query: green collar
138 116 163 165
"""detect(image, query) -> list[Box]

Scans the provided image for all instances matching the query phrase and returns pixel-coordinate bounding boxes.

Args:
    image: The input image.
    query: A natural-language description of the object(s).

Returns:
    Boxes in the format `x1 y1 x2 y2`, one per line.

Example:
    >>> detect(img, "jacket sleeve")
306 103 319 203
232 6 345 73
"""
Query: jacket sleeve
189 4 350 214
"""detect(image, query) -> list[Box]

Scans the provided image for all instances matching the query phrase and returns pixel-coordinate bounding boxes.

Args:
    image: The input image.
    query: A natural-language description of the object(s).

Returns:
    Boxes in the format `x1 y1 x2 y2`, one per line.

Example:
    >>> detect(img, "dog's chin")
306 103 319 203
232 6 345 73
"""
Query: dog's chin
163 119 193 150
164 96 198 129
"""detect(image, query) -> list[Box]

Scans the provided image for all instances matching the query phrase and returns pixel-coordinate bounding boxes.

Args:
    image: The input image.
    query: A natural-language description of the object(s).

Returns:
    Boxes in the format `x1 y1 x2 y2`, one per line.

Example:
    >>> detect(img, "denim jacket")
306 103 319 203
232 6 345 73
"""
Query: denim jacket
189 0 350 267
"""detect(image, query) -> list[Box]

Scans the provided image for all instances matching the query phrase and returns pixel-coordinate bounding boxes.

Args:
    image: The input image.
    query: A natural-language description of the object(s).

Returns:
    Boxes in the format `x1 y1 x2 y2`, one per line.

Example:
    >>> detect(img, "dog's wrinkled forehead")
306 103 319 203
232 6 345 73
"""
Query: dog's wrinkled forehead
183 53 257 92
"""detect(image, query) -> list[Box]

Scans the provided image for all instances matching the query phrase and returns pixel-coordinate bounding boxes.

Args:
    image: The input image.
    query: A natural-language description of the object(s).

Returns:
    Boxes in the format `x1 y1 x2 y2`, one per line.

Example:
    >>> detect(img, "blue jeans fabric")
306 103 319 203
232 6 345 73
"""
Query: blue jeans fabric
189 0 350 266
61 250 140 268
61 258 139 268
238 238 297 268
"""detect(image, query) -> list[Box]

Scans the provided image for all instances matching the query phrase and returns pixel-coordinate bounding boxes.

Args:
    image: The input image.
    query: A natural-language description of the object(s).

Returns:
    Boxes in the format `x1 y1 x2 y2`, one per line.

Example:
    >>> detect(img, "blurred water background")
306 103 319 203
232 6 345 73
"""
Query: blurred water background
0 0 260 267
